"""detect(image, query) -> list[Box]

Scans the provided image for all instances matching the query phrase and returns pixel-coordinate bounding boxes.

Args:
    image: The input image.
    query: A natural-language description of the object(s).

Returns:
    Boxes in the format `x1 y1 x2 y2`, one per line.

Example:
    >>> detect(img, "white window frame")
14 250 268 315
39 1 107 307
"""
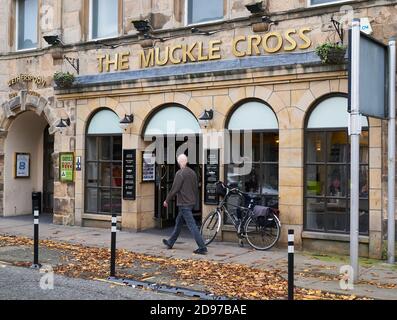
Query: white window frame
307 0 353 7
15 0 38 52
185 0 225 27
89 0 120 41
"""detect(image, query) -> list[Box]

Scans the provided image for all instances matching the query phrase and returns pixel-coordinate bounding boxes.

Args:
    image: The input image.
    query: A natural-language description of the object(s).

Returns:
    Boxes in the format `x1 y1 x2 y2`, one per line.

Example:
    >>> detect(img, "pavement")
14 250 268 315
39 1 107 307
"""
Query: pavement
0 263 187 300
1 214 397 300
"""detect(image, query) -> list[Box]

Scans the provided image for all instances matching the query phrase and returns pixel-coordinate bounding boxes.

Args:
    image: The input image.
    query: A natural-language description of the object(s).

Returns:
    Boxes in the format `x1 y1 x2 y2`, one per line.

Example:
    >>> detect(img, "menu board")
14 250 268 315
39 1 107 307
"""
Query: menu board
123 150 136 200
142 152 156 182
204 149 220 205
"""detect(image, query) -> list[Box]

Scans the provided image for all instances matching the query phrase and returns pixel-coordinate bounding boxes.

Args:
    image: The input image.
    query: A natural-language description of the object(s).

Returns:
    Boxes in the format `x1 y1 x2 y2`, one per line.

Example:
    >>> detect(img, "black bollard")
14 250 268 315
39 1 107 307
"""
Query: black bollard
31 192 42 269
110 214 117 278
288 229 294 300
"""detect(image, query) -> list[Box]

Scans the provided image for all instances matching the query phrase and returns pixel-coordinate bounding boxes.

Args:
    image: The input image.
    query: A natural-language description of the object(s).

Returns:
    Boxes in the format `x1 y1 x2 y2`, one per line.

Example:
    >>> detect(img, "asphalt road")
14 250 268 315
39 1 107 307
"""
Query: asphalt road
0 264 187 300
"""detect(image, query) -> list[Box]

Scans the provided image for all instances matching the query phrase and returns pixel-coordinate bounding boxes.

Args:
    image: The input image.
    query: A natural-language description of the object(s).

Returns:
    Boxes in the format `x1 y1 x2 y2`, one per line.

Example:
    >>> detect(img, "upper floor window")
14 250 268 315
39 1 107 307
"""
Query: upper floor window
309 0 352 6
16 0 38 51
187 0 224 25
90 0 119 40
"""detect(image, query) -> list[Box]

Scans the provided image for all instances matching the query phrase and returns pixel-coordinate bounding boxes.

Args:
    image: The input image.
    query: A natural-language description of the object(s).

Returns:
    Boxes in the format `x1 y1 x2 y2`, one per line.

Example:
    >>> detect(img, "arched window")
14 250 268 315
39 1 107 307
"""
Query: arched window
143 106 201 137
225 100 279 223
85 109 123 215
304 96 369 235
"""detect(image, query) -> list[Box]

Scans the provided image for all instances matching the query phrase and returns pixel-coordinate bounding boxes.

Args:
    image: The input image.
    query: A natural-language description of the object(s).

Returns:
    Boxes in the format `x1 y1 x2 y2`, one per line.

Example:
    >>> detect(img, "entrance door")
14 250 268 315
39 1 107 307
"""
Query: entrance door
154 137 202 228
43 126 54 213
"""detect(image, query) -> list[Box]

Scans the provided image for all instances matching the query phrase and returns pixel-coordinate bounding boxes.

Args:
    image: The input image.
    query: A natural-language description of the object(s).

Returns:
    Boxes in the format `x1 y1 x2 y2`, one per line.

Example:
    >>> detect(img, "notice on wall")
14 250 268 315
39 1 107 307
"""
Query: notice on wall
204 149 220 205
142 152 155 182
15 153 30 178
123 149 136 200
59 153 74 183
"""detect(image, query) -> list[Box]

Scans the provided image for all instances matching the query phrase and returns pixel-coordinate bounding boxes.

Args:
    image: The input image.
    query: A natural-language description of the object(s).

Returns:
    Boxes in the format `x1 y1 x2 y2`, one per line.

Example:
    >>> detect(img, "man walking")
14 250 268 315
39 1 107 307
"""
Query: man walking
162 154 208 255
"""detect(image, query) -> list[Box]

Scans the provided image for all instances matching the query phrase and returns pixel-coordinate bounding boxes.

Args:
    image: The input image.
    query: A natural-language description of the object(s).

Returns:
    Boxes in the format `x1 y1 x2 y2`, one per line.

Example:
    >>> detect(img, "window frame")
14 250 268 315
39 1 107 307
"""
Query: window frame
88 0 121 41
307 0 354 8
303 99 370 236
85 134 123 215
224 130 279 224
15 0 39 52
185 0 225 27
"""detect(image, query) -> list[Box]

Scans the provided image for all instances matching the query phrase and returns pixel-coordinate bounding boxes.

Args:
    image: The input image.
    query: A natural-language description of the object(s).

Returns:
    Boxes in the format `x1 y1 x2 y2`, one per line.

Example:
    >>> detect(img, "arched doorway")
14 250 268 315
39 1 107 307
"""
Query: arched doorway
143 105 202 228
4 111 53 216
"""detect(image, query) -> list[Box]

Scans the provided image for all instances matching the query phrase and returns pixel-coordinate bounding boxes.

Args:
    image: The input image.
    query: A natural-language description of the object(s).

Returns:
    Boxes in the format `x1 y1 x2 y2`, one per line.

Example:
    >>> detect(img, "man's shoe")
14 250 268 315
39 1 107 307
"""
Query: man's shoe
193 248 208 255
162 239 172 249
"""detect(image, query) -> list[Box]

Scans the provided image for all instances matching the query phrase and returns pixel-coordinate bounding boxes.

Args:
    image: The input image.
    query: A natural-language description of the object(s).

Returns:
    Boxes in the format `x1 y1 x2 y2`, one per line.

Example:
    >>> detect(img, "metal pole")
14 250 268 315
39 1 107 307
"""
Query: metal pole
110 214 117 277
388 38 396 264
288 229 294 300
33 210 39 266
350 19 362 282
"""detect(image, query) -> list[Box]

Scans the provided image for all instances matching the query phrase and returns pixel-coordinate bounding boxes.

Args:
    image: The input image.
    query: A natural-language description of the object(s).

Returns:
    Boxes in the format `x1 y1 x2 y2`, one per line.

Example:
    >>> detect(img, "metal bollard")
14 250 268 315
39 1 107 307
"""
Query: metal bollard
31 192 42 269
288 229 294 300
31 210 41 269
110 214 117 278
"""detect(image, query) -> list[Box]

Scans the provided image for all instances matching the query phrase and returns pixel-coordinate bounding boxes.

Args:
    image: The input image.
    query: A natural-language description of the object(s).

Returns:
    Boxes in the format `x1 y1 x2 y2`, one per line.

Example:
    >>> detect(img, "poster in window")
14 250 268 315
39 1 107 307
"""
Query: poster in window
204 149 220 205
59 152 75 182
142 152 156 182
15 153 30 178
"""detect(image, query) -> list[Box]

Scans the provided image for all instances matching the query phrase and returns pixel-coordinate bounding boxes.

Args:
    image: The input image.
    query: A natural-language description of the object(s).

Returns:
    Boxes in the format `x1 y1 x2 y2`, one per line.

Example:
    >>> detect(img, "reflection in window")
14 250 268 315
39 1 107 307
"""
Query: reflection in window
187 0 223 25
90 0 118 40
17 0 38 50
85 110 122 215
304 97 369 235
225 132 279 224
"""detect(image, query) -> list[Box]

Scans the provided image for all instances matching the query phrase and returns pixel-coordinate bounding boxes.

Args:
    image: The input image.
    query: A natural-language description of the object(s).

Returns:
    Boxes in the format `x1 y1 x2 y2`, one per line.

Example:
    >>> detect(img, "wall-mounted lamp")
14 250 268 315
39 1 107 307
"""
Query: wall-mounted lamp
245 1 266 15
43 35 63 46
43 35 80 74
198 109 214 128
132 20 165 43
120 114 134 131
132 20 152 33
56 118 71 128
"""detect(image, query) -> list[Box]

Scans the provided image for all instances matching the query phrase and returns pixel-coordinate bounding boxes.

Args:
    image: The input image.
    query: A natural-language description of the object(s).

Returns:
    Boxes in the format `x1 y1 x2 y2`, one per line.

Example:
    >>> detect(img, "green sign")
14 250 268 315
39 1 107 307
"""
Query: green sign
60 152 74 182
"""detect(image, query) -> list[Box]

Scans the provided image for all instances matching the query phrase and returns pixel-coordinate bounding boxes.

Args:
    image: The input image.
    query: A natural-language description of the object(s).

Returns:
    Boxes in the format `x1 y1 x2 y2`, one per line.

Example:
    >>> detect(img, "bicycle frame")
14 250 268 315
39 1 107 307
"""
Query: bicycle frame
216 187 253 236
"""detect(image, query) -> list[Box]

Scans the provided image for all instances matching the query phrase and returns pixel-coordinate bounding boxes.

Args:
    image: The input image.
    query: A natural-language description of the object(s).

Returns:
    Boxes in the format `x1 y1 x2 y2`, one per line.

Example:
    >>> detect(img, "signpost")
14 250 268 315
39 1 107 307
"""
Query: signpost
349 19 362 282
388 39 396 264
349 19 396 278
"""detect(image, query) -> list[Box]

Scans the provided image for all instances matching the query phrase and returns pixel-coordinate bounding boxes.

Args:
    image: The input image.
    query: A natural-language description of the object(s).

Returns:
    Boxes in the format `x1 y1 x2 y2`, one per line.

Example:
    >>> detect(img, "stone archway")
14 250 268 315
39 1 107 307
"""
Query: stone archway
1 90 59 132
0 91 59 217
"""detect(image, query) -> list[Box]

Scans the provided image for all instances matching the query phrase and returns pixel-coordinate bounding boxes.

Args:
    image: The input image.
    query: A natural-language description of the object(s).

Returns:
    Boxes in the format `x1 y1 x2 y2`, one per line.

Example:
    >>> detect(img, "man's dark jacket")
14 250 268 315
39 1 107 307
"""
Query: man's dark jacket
166 167 198 207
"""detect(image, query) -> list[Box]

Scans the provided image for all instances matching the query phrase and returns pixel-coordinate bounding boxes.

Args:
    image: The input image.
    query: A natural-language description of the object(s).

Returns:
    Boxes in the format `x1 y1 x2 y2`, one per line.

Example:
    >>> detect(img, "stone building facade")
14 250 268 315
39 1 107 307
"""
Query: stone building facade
0 0 396 258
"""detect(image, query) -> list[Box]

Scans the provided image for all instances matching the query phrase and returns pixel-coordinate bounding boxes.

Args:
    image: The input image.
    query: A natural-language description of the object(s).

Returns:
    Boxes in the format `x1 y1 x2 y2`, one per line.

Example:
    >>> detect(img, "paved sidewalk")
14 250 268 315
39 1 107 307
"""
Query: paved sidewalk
1 215 396 300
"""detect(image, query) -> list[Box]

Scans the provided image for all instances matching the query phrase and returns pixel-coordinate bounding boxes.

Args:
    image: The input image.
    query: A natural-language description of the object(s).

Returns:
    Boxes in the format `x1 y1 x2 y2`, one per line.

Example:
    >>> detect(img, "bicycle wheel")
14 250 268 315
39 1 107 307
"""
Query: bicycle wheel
200 210 222 246
244 213 281 251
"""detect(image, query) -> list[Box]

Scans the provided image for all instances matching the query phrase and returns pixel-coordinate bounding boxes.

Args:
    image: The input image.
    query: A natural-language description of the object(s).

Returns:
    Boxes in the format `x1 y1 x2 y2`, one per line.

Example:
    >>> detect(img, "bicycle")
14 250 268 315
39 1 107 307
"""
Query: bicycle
200 181 281 251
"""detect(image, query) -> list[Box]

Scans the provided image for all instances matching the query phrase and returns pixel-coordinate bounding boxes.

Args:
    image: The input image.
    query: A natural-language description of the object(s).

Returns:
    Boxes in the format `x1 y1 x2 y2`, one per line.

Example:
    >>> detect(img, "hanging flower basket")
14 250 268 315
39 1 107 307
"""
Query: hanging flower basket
54 71 75 88
315 43 347 65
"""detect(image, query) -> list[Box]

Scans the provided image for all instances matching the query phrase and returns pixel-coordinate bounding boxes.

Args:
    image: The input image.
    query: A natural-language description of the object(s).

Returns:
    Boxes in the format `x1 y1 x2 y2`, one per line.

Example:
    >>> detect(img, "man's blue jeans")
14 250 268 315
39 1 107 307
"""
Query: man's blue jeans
168 205 207 250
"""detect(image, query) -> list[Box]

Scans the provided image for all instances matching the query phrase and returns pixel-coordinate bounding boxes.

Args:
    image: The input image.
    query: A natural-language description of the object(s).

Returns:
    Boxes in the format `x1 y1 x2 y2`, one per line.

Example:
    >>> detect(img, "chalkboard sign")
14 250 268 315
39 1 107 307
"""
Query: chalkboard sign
123 149 136 200
204 149 220 205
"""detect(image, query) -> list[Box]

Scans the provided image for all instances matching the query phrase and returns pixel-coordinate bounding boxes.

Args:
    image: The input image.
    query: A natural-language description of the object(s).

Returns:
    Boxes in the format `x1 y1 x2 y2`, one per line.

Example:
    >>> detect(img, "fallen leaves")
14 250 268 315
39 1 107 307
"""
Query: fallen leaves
0 235 367 300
